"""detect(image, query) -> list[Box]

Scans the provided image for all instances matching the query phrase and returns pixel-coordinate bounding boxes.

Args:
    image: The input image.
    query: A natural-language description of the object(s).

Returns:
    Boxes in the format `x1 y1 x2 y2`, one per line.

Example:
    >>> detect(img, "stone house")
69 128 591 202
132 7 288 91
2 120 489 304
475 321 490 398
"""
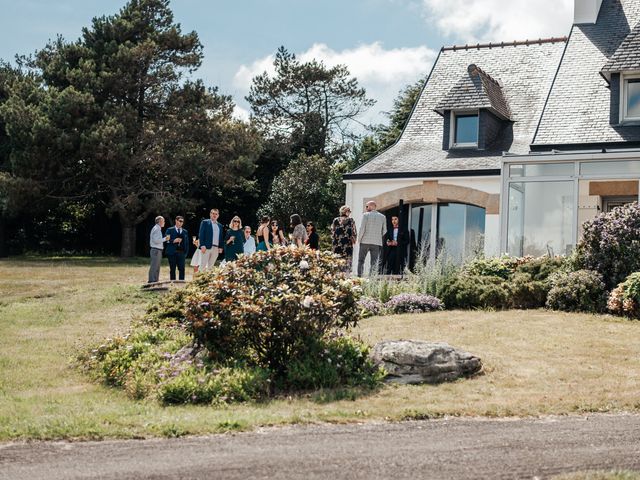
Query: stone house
344 0 640 266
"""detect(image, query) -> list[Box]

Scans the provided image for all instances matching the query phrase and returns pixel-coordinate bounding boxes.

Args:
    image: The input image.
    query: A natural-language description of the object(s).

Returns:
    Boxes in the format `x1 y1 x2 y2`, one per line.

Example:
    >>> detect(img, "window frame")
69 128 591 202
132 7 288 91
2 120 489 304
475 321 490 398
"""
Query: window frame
620 73 640 123
449 110 479 148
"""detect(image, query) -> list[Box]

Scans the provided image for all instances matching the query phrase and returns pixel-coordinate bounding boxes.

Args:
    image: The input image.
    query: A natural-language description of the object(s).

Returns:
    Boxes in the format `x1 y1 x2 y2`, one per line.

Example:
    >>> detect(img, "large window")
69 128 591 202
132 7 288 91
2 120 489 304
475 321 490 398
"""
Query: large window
507 181 574 257
410 202 485 263
453 113 478 147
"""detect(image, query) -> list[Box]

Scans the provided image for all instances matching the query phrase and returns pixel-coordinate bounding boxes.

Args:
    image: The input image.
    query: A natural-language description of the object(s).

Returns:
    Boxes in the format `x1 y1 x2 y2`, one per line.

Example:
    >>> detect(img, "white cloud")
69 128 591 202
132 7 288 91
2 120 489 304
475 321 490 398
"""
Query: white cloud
232 104 250 122
421 0 573 43
233 42 437 126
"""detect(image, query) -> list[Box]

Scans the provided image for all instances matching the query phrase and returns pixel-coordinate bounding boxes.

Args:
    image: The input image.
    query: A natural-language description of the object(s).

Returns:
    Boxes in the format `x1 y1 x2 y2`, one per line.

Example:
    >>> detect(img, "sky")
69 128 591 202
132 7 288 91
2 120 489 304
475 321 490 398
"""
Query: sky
0 0 575 125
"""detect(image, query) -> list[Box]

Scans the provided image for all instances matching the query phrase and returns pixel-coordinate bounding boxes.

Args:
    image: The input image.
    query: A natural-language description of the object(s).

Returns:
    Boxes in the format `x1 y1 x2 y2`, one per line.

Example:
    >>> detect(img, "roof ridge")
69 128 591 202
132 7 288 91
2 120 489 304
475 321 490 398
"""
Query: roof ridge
441 37 568 52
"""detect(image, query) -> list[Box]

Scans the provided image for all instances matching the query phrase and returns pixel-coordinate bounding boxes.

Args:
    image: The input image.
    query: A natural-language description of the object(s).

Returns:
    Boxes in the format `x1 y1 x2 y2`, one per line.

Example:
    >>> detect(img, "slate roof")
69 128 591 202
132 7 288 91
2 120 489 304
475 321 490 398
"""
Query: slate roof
601 21 640 77
533 0 640 147
349 40 566 176
434 64 511 120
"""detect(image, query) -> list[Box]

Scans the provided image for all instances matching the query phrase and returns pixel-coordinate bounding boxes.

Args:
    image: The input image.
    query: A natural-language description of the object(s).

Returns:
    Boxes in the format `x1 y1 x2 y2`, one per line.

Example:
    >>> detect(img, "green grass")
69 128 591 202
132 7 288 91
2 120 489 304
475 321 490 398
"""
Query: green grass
1 256 640 441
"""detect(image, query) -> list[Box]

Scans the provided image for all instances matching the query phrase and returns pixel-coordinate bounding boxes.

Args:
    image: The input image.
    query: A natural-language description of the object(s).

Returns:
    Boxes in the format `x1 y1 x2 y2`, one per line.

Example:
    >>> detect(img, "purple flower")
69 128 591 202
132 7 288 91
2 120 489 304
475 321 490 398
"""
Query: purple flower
385 293 443 314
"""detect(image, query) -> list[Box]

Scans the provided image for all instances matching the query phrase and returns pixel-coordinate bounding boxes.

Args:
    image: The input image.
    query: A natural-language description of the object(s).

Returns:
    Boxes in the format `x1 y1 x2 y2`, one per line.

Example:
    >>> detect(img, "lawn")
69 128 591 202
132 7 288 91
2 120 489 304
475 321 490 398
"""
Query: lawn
1 257 640 441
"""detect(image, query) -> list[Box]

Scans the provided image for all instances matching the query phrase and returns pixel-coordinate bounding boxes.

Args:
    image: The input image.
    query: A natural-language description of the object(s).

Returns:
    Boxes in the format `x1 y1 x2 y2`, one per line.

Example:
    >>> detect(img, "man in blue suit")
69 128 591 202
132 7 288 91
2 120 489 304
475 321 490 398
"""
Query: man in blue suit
198 208 224 271
165 216 190 280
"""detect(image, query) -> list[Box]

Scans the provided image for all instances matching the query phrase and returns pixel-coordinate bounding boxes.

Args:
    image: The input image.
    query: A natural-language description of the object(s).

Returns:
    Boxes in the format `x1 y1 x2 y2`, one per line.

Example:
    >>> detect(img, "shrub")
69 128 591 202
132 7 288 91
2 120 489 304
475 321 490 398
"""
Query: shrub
358 297 385 317
384 293 443 314
440 275 510 310
183 248 362 377
284 336 383 391
464 256 515 280
509 272 550 309
546 269 607 313
608 272 640 318
514 255 566 281
575 202 640 289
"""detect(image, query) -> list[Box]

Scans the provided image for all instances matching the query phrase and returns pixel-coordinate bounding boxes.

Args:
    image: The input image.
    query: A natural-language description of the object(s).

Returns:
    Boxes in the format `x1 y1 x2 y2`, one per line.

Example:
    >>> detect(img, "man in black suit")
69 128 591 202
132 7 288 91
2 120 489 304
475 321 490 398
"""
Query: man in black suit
383 215 410 275
165 216 189 280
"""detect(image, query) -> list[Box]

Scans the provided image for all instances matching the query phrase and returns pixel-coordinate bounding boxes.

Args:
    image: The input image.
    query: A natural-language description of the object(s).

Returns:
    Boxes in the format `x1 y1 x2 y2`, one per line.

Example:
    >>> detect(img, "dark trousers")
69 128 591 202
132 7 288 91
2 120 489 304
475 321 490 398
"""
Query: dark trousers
385 247 399 274
167 253 186 280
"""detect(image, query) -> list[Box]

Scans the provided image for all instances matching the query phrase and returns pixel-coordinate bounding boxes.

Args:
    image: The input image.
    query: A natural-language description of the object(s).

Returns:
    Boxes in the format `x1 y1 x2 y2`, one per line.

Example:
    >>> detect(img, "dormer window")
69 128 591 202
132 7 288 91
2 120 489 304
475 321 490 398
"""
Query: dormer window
622 74 640 122
452 112 479 147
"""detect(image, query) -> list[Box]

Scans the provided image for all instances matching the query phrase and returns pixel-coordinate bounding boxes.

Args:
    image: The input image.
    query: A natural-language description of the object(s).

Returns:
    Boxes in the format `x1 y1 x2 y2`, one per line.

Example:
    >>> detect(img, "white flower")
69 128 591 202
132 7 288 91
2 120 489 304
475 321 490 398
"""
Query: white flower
302 295 314 308
299 260 310 270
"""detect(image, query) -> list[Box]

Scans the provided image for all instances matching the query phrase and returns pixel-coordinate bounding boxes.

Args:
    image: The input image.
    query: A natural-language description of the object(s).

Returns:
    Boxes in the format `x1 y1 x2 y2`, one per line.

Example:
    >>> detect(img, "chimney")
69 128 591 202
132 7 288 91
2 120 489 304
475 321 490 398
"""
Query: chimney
574 0 603 24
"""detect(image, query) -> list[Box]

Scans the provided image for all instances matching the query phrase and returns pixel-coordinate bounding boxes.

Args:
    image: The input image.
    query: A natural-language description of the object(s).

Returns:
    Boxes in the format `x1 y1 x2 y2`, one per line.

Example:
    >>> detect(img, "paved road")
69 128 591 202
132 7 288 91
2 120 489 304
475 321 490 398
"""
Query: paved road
2 414 640 479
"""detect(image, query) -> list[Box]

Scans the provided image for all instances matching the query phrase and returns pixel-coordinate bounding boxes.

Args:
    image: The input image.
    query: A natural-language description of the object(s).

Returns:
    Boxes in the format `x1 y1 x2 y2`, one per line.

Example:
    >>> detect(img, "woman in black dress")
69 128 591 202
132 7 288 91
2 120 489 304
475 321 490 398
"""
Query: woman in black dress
305 222 320 250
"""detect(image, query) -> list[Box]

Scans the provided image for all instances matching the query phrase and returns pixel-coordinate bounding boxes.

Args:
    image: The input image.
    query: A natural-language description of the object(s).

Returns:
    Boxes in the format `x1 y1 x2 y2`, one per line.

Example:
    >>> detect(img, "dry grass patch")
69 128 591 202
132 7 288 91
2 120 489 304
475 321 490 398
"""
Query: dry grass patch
1 257 640 440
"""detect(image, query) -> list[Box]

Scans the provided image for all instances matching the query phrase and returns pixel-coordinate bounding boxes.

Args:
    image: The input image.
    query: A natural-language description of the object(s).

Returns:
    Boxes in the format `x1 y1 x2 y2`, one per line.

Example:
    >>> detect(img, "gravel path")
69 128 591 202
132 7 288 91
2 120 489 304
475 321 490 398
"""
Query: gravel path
2 414 640 479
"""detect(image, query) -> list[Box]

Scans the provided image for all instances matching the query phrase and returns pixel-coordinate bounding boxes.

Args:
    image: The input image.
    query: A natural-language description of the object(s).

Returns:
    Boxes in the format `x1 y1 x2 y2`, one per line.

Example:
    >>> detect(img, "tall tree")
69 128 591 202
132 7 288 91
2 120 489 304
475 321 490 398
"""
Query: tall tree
2 0 260 256
247 46 375 159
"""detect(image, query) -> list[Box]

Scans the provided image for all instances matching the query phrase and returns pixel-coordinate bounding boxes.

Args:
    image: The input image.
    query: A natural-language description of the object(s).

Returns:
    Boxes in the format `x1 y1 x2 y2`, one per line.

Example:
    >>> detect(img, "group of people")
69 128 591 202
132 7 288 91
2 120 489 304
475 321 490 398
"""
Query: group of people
148 209 320 283
148 201 407 283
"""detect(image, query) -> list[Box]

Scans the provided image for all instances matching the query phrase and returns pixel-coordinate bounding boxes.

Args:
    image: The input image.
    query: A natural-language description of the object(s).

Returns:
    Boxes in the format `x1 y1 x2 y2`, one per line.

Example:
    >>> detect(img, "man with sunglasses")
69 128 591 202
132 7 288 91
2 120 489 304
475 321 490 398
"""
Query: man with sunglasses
165 216 190 280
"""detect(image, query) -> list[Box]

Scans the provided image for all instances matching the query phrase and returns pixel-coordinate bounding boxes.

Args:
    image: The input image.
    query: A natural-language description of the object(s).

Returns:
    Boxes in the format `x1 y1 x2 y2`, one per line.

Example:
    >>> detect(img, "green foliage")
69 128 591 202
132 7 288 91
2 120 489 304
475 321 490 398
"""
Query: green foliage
509 273 549 309
284 336 383 391
247 46 374 158
184 247 362 377
574 202 640 289
607 272 640 319
158 365 270 405
440 275 511 310
546 270 608 313
259 153 343 227
464 256 515 280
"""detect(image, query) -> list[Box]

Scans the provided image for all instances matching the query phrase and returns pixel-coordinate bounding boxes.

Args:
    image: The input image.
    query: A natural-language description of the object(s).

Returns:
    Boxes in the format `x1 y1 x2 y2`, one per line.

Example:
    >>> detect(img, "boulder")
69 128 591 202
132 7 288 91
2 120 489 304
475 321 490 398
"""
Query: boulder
370 340 482 384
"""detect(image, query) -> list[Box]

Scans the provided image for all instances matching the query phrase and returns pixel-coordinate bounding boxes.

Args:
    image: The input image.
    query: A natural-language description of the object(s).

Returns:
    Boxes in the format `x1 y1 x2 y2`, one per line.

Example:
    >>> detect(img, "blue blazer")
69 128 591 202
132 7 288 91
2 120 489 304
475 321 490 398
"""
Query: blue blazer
198 219 224 249
165 226 190 256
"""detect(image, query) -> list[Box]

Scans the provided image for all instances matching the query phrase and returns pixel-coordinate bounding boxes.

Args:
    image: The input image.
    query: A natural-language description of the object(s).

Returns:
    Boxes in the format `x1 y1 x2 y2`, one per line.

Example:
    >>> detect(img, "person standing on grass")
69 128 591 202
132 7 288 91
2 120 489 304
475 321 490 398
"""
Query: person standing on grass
148 215 168 283
198 208 224 271
331 205 357 271
165 216 189 280
224 216 245 262
243 226 256 255
357 200 387 277
290 214 308 248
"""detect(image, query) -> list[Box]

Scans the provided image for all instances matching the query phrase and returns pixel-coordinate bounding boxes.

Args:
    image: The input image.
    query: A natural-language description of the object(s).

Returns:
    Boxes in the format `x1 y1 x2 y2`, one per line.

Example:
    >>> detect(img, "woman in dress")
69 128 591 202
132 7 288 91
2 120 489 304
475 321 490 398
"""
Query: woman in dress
305 222 319 250
256 216 271 251
331 205 357 270
290 214 308 248
224 216 245 262
243 225 256 255
269 220 287 247
190 237 202 273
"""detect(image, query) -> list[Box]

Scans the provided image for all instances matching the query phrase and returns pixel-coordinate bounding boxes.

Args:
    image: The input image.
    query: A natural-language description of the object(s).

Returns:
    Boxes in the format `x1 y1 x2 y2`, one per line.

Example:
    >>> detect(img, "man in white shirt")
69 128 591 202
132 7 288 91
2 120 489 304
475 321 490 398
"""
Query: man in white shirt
243 226 256 255
198 208 224 271
357 201 387 276
148 215 168 283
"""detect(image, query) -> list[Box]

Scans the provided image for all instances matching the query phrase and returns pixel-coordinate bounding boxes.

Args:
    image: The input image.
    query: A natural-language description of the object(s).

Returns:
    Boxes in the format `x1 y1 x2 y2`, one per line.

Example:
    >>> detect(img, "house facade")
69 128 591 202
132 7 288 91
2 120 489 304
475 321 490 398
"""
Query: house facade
344 0 640 267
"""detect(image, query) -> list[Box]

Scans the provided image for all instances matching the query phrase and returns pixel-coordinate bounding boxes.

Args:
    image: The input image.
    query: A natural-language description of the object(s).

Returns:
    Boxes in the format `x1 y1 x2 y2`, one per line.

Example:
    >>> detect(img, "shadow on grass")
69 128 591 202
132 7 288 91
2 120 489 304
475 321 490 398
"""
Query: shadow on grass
0 255 150 267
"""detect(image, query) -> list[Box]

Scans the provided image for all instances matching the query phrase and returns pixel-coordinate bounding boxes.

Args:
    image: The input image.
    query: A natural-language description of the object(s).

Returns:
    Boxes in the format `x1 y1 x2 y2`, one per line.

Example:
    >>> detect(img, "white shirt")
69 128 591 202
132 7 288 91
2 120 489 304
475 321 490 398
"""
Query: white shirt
243 236 256 255
211 221 220 247
393 228 398 242
150 224 165 249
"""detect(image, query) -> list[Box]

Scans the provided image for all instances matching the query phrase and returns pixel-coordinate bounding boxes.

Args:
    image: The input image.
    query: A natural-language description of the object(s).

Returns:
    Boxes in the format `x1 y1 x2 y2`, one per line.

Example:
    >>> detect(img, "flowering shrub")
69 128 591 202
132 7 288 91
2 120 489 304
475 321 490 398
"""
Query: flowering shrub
608 272 640 318
384 293 443 314
464 256 517 280
184 247 362 377
358 296 385 317
545 269 607 313
575 202 640 289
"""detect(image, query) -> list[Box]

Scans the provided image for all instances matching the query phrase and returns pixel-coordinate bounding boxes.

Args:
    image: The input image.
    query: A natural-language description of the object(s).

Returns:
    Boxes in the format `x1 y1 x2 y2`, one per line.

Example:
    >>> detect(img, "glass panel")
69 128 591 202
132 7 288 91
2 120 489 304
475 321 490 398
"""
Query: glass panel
437 203 485 263
627 79 640 118
580 160 640 175
507 181 574 257
509 163 574 177
410 204 432 259
454 114 478 144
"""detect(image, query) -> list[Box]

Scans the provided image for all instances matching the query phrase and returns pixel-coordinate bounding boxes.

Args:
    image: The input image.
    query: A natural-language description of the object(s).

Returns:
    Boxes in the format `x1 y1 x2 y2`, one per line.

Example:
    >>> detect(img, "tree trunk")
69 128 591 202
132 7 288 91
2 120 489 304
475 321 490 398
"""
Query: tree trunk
0 215 6 258
120 221 137 258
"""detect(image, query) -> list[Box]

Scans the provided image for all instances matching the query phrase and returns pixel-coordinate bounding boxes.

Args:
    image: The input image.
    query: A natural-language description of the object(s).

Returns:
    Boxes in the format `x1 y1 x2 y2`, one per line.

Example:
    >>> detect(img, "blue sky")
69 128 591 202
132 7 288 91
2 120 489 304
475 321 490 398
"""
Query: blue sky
0 0 574 124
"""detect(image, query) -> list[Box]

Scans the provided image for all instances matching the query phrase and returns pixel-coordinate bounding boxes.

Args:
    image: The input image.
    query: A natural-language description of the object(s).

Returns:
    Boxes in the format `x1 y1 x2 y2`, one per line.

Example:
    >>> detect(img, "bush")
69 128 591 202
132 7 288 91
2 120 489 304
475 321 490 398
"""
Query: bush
464 256 515 280
509 272 549 309
384 293 443 314
284 336 383 391
608 272 640 318
546 269 607 313
514 255 566 281
440 275 511 310
575 202 640 289
358 297 385 317
184 248 362 377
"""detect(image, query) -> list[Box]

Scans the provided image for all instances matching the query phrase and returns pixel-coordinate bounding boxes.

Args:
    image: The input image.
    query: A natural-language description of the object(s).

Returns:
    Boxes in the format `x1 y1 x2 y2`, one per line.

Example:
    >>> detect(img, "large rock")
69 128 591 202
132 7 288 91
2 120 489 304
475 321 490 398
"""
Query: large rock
370 340 482 384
